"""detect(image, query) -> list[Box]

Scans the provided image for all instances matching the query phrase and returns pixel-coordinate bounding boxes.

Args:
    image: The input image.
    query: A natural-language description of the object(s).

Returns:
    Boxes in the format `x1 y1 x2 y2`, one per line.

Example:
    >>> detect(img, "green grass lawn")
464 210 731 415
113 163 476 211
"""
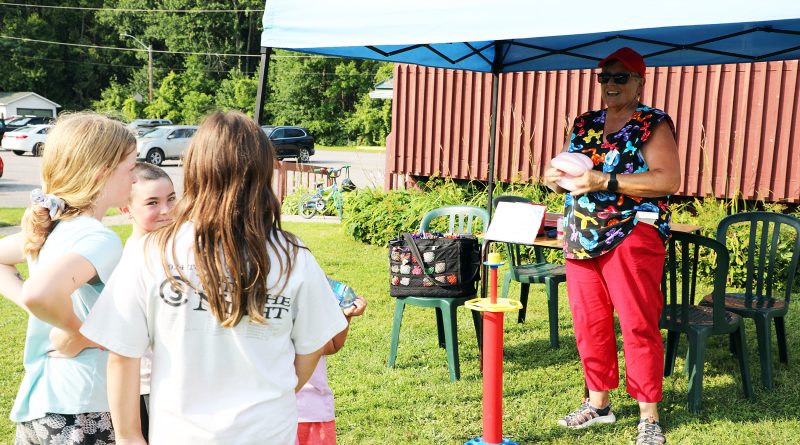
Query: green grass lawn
0 208 120 228
0 209 25 228
1 217 800 443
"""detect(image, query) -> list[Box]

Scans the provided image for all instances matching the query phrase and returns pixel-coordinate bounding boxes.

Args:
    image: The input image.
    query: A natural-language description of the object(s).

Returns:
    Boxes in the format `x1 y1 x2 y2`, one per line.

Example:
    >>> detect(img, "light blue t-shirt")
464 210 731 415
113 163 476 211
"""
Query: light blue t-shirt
11 216 122 422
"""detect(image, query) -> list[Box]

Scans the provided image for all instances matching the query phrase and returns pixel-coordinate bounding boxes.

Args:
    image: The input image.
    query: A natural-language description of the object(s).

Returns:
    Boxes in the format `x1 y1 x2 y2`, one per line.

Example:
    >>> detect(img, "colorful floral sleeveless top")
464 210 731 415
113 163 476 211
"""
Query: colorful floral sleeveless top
563 104 674 259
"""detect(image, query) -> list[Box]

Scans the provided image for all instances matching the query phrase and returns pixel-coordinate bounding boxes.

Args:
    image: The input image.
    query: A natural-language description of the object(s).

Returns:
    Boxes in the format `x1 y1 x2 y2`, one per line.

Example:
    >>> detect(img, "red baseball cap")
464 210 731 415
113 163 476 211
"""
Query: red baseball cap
598 47 646 77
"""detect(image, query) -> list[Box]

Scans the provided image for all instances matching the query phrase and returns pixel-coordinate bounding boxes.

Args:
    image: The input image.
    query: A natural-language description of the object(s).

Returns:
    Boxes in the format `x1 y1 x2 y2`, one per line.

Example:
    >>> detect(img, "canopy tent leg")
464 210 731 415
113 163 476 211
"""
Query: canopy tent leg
481 70 501 302
486 71 500 222
254 47 273 125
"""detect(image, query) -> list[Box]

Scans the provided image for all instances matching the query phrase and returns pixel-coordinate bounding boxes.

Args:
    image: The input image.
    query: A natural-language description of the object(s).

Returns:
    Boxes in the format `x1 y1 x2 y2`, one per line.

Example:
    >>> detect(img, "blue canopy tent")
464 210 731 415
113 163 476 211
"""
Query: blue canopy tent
255 0 800 216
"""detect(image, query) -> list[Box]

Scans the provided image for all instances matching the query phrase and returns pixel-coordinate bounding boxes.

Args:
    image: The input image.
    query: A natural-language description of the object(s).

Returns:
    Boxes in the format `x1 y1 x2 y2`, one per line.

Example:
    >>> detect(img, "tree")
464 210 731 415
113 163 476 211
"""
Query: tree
181 91 214 124
2 1 392 143
0 0 137 110
344 63 394 145
145 72 183 121
216 68 258 115
266 50 390 145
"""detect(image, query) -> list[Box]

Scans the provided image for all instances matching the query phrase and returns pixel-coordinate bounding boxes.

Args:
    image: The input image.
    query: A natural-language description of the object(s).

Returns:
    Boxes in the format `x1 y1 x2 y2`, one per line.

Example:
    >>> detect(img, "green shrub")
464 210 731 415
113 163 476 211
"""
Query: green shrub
281 189 307 216
342 178 564 252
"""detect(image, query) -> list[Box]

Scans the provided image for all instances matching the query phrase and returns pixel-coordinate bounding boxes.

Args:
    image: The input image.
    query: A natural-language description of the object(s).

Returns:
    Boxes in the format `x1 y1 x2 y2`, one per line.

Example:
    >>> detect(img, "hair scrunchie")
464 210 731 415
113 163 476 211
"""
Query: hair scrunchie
30 188 65 220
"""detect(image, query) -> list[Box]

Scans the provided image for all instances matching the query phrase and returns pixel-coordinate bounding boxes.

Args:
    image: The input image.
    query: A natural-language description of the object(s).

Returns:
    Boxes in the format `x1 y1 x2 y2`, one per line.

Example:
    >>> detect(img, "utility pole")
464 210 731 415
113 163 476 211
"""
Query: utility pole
122 33 153 102
147 44 153 102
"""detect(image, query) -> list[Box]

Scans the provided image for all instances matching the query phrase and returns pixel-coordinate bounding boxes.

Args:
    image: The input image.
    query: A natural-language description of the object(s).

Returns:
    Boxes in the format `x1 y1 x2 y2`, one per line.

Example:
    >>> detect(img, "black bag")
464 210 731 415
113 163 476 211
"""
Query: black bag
388 233 481 298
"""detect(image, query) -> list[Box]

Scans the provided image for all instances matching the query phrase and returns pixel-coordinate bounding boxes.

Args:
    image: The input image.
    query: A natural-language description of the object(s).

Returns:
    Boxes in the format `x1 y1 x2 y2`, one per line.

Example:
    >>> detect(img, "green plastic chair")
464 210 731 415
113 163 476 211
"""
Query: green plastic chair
661 231 753 413
493 195 565 348
700 212 800 389
387 205 488 382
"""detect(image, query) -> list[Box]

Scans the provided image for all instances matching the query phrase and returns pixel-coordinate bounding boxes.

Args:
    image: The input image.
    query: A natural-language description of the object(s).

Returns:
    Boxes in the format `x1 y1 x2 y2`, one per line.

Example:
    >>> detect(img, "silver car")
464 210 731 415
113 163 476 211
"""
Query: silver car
136 125 197 166
128 118 173 137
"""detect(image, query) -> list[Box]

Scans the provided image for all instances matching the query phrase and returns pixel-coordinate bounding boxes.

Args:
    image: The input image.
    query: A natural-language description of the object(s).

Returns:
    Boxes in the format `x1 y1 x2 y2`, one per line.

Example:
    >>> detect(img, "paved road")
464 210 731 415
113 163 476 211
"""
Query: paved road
0 149 385 207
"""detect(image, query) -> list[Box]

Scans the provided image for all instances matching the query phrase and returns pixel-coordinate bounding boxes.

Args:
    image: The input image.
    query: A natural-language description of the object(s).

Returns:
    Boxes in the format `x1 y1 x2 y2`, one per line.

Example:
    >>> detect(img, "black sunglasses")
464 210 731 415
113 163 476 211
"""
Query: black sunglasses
597 72 639 85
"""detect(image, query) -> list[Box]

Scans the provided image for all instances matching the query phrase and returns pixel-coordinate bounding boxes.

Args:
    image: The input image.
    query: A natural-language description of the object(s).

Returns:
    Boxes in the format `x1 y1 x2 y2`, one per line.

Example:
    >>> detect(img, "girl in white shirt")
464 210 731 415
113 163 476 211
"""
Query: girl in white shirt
0 113 137 444
82 111 347 445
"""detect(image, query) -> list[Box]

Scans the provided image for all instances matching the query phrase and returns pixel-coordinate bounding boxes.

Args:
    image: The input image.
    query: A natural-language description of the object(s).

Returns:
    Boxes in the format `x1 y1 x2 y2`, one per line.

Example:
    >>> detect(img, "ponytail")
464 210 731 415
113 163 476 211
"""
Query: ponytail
22 199 82 260
21 206 56 261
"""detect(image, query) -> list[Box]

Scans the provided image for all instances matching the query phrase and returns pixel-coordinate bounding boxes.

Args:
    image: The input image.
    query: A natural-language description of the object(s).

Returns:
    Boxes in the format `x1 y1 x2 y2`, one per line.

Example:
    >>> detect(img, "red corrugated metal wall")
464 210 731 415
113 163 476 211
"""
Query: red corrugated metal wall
386 62 800 202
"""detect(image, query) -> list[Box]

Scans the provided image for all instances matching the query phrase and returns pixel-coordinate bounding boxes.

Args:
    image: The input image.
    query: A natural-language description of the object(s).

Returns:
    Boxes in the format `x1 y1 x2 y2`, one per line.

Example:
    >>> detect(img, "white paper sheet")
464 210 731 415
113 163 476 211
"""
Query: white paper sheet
485 201 546 245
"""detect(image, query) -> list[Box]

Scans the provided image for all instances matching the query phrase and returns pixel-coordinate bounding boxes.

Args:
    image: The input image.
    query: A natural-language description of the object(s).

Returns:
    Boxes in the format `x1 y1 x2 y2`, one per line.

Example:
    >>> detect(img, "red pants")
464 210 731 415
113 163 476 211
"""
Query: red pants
565 224 665 403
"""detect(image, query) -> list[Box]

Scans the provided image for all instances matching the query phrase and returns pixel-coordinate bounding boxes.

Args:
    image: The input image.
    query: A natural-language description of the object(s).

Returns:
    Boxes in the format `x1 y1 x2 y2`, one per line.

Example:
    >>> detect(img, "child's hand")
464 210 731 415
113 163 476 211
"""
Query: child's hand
48 327 105 358
343 296 367 318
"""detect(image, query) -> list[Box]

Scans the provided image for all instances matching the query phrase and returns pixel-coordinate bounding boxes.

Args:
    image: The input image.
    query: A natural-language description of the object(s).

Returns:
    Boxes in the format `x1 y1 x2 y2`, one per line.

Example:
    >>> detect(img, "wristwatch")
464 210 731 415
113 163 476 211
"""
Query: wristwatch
607 172 619 192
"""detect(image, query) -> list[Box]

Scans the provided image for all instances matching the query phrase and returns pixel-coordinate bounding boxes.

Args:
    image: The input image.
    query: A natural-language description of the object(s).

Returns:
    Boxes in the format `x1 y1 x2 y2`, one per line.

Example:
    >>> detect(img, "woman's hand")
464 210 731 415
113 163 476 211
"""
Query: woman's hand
570 170 609 197
48 327 105 358
543 165 563 187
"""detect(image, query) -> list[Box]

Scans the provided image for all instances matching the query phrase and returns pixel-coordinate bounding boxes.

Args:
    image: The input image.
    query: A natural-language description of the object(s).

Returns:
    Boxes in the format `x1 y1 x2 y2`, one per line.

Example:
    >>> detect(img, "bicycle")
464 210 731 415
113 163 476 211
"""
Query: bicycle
298 165 353 219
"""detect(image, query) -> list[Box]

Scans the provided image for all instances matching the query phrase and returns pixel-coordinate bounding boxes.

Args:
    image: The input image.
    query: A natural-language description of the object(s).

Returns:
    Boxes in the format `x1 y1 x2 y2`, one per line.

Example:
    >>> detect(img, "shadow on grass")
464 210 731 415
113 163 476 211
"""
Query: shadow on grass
503 337 578 369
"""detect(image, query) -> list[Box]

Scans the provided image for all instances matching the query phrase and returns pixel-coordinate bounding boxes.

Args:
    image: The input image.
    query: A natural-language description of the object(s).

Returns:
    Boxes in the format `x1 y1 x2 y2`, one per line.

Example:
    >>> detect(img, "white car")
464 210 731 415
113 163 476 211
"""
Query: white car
1 124 52 157
128 118 173 136
136 125 198 166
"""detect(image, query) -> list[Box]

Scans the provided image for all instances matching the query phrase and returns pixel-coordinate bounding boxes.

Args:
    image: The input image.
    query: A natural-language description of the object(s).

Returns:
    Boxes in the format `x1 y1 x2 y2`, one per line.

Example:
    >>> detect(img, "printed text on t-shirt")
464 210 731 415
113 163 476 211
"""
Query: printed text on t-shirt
158 275 291 320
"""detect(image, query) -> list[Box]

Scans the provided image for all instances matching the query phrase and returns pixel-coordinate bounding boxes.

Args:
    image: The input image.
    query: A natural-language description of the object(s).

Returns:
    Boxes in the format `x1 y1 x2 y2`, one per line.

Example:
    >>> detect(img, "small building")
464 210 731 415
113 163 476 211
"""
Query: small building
369 76 393 99
0 92 60 119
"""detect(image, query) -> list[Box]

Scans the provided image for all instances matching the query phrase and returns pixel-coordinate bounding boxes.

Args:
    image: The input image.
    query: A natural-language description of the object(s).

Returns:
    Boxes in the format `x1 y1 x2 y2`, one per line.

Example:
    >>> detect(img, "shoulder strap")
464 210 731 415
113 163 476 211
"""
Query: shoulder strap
403 233 454 289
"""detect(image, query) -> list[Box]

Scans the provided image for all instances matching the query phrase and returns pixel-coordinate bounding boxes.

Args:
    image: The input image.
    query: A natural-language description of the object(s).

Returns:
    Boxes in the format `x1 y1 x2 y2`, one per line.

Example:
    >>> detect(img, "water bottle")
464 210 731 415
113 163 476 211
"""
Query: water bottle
327 277 358 308
556 216 565 240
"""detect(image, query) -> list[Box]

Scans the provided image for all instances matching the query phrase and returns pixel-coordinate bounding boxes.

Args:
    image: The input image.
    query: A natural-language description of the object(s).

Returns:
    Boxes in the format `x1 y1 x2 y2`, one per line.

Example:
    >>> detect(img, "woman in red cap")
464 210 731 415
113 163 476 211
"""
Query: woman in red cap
543 47 680 445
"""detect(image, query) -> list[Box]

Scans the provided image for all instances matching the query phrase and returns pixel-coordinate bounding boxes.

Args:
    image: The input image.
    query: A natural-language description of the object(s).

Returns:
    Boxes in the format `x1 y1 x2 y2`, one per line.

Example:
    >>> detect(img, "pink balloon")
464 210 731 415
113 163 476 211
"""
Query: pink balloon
550 152 593 191
557 176 578 191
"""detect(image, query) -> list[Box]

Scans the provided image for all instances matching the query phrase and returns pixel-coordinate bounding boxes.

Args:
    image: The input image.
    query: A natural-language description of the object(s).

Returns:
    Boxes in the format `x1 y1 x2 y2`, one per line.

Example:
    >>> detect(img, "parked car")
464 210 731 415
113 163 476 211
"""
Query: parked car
0 153 4 178
1 115 53 139
136 125 198 166
261 125 315 162
1 124 52 156
128 119 173 136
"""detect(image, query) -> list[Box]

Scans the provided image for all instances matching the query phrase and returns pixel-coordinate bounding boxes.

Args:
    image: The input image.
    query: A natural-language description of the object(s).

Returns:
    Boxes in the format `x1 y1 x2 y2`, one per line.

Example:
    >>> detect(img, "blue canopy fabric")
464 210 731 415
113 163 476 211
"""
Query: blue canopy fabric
261 0 800 72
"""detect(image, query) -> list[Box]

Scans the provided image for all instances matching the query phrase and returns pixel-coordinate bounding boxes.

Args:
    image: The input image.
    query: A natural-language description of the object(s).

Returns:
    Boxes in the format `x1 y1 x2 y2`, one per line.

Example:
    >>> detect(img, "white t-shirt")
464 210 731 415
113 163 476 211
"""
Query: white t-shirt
123 240 153 395
82 222 347 444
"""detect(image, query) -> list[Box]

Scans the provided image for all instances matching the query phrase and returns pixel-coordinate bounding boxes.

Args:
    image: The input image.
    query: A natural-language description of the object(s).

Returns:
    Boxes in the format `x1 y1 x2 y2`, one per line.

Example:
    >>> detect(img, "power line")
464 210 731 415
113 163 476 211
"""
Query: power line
10 52 380 77
0 34 259 57
10 53 257 74
0 2 263 13
0 35 342 59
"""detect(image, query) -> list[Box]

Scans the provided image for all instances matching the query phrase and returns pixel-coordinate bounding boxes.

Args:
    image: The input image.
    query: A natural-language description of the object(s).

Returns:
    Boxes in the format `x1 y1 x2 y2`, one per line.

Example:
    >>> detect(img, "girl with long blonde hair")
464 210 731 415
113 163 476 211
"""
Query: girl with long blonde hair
82 111 347 444
0 112 137 444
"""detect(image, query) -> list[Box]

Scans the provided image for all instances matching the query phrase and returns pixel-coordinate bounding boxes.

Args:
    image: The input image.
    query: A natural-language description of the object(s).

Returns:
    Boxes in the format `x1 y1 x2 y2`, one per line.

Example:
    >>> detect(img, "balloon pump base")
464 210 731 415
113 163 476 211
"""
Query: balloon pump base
464 438 519 445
